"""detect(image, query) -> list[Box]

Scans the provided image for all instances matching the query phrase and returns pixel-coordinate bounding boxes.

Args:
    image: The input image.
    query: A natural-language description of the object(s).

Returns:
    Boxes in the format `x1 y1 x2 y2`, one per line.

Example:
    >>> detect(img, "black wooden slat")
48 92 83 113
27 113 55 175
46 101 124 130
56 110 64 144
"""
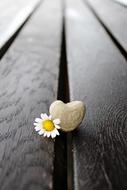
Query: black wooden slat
86 0 127 53
65 0 127 189
0 0 62 189
0 0 40 51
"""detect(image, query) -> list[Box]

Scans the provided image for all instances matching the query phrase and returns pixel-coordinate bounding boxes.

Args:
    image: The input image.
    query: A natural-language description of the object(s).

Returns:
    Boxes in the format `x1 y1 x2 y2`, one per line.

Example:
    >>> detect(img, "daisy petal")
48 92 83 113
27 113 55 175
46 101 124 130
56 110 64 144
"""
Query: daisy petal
53 119 60 125
38 130 44 135
51 132 56 138
35 118 42 123
41 113 49 120
49 115 52 120
47 132 51 138
35 126 41 131
54 129 60 136
43 132 48 137
41 113 44 119
41 113 47 119
33 122 38 126
55 124 61 129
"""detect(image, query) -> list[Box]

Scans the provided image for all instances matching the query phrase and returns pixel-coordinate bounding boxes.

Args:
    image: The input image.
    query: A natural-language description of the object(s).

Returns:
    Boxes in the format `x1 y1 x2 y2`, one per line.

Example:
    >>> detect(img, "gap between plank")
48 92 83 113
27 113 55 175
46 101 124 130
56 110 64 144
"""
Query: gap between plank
0 0 41 59
53 20 73 190
84 0 127 61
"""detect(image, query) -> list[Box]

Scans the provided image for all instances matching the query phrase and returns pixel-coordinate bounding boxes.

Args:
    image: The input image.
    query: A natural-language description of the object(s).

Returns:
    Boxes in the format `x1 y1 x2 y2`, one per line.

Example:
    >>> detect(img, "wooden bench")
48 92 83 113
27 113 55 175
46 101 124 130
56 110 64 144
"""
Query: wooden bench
0 0 127 189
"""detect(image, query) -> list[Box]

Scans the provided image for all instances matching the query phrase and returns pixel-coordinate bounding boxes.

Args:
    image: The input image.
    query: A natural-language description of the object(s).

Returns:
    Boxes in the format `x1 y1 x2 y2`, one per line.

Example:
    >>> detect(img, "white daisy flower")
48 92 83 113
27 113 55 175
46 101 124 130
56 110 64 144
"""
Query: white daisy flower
34 113 61 138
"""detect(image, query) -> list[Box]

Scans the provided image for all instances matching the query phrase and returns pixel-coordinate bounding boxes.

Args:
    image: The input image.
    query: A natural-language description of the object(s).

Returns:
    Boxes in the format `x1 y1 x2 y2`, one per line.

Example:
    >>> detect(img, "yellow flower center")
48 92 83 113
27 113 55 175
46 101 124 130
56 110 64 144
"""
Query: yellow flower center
42 120 55 131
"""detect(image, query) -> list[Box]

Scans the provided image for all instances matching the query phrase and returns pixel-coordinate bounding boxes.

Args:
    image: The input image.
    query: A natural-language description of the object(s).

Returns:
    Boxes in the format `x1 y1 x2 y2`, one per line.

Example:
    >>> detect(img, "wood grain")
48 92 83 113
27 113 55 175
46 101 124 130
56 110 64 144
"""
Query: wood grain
86 0 127 53
65 0 127 189
0 0 40 50
0 0 62 189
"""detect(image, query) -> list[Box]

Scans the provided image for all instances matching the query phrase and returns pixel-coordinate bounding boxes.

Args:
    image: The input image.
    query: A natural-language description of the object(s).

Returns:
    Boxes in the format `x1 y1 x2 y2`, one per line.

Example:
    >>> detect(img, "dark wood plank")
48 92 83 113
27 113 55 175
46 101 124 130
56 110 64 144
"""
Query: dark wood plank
0 0 40 50
65 0 127 189
86 0 127 53
0 0 62 189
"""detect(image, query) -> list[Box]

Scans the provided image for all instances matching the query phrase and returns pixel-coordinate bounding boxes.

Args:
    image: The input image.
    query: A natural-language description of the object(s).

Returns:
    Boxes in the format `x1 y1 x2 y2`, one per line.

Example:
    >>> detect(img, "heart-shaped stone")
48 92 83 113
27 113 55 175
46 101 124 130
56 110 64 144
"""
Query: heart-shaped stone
49 100 86 132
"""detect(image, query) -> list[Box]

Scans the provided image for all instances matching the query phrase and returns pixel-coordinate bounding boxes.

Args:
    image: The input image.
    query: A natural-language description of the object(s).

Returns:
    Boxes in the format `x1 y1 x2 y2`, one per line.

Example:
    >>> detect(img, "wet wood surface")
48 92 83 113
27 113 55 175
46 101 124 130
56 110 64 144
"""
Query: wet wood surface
0 0 40 50
86 0 127 53
65 0 127 189
0 0 62 189
0 0 127 189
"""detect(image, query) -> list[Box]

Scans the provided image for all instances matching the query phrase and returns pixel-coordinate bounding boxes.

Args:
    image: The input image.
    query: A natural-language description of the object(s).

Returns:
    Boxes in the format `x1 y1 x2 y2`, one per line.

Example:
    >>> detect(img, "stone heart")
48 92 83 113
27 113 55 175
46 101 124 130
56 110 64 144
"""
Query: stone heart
49 100 86 132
